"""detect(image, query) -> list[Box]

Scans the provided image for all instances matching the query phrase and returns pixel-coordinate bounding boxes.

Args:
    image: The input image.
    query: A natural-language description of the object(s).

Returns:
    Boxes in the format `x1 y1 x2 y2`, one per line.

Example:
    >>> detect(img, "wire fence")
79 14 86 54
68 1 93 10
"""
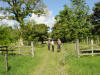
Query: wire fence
61 39 100 75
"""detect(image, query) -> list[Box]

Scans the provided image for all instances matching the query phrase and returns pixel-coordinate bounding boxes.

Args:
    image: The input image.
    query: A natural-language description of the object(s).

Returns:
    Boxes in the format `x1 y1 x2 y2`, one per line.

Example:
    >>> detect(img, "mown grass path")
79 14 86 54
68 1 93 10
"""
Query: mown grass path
32 45 67 75
1 43 100 75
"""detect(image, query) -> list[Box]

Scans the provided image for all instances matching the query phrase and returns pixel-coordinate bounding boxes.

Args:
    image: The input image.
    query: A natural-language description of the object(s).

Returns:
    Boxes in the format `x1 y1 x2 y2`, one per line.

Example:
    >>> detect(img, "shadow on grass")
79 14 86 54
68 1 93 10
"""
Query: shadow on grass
8 66 11 71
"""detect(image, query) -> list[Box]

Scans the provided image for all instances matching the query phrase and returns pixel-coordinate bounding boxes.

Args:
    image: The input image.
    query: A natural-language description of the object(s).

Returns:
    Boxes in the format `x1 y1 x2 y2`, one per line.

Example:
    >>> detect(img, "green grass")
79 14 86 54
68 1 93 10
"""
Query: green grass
64 43 100 75
0 45 44 75
0 43 100 75
0 55 40 75
67 56 100 75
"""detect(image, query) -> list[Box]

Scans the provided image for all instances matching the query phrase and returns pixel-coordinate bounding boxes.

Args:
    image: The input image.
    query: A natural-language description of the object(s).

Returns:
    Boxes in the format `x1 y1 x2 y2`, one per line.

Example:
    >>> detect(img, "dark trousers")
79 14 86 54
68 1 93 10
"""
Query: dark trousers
57 44 61 52
48 44 50 50
52 45 54 52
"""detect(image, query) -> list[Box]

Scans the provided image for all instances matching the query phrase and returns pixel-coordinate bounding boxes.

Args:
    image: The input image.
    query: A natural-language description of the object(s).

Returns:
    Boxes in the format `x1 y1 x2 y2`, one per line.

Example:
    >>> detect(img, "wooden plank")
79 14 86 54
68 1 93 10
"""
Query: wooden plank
80 49 100 51
5 46 8 72
0 50 7 51
80 53 100 56
80 50 92 51
20 54 32 55
9 46 31 48
18 46 32 48
93 53 100 54
80 54 92 56
79 44 97 47
18 46 20 55
5 54 8 72
18 50 32 52
8 46 19 48
31 41 34 57
91 39 94 56
7 49 32 51
76 39 80 58
0 46 8 48
0 50 32 52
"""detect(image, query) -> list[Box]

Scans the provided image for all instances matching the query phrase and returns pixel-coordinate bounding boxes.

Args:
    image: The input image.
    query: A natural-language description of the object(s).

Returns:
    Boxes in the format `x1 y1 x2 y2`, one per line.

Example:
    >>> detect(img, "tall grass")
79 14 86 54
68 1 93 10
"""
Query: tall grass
0 44 45 75
0 43 100 75
64 43 100 75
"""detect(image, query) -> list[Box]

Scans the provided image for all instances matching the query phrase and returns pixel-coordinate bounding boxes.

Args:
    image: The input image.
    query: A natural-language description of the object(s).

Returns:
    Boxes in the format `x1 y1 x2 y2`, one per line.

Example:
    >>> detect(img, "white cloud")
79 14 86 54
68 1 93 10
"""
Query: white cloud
30 8 56 28
0 13 19 26
0 13 4 16
0 19 19 26
0 8 56 28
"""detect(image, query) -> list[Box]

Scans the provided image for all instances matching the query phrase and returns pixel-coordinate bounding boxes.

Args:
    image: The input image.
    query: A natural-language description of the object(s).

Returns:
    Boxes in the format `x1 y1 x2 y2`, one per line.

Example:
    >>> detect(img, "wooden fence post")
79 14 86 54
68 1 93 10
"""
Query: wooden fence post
5 46 8 72
31 41 34 57
87 37 88 45
62 44 65 65
19 46 21 55
76 39 80 58
96 37 99 47
91 39 94 56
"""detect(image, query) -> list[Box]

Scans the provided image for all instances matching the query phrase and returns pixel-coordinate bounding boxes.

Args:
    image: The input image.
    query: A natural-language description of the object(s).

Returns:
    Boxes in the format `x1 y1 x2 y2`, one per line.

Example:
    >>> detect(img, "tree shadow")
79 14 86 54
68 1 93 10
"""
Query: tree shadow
8 66 11 71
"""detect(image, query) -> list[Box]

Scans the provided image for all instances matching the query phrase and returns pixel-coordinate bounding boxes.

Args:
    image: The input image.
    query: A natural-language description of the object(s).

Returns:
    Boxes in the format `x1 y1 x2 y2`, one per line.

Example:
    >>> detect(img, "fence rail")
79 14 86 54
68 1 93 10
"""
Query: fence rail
0 41 34 72
0 41 34 56
76 39 100 58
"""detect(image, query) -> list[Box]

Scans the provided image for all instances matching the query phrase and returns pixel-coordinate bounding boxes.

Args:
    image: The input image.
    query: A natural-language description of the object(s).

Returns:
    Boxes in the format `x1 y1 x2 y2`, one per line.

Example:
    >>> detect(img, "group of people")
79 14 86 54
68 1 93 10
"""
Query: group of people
47 38 62 52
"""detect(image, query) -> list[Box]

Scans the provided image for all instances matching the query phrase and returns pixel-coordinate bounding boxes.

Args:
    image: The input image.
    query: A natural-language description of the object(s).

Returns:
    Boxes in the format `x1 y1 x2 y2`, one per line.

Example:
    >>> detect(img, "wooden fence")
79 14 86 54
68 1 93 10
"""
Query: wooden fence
0 41 34 72
0 41 34 56
76 39 100 58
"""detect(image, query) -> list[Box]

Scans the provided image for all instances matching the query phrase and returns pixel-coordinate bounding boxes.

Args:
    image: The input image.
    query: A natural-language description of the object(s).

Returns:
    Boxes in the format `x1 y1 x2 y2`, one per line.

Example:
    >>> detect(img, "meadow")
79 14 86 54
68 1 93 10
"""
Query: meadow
0 43 100 75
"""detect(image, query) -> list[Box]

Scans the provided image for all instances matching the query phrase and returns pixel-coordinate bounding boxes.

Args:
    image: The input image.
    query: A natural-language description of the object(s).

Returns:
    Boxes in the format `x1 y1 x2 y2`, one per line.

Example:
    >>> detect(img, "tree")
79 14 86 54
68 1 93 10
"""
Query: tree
71 0 91 39
52 5 74 42
0 24 19 45
33 24 49 43
92 2 100 35
23 21 36 41
0 0 46 45
52 0 91 42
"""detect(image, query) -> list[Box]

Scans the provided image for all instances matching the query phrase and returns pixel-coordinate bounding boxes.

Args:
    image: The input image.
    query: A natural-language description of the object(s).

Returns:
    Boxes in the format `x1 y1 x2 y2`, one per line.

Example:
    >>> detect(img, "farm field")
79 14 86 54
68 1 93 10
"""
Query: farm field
0 0 100 75
0 43 100 75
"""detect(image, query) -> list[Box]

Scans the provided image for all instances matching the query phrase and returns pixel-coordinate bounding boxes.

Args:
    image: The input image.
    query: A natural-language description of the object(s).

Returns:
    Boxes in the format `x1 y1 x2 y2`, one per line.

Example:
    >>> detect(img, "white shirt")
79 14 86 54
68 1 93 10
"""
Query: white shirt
51 41 54 45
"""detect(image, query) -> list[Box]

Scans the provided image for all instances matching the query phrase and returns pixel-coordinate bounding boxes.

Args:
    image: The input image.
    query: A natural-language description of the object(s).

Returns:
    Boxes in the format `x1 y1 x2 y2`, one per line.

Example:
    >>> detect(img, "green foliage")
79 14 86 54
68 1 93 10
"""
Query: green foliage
23 23 49 43
23 22 35 41
52 0 91 42
52 5 74 42
92 2 100 35
71 0 91 38
33 24 49 43
0 25 19 45
0 0 46 42
0 0 45 23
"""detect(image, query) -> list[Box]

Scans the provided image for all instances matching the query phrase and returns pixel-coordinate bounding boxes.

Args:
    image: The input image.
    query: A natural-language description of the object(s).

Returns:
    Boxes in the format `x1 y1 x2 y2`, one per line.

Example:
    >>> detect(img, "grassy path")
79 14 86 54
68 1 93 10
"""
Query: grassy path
1 43 100 75
32 45 67 75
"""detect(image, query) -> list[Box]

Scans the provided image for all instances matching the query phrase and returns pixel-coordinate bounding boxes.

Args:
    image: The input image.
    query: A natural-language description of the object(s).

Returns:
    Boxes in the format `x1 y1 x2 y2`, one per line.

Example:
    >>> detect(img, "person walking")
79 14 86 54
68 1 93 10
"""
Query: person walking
48 38 51 51
51 40 54 52
57 39 62 52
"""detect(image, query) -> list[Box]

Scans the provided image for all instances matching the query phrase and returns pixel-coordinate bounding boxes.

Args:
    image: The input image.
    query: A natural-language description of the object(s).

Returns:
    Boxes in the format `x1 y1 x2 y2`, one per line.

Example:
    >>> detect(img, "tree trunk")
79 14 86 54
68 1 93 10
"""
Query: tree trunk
41 39 44 44
19 28 24 46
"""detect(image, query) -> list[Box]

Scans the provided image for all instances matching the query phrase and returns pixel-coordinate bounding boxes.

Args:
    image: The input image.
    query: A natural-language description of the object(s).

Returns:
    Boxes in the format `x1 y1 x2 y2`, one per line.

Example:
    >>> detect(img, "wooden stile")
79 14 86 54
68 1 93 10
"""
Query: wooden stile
91 39 94 56
76 39 80 58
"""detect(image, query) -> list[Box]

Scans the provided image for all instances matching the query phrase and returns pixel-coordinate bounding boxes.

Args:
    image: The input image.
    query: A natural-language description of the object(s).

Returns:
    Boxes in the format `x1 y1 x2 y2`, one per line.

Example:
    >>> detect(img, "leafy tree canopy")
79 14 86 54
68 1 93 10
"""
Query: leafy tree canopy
92 2 100 35
0 0 46 45
52 0 91 42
